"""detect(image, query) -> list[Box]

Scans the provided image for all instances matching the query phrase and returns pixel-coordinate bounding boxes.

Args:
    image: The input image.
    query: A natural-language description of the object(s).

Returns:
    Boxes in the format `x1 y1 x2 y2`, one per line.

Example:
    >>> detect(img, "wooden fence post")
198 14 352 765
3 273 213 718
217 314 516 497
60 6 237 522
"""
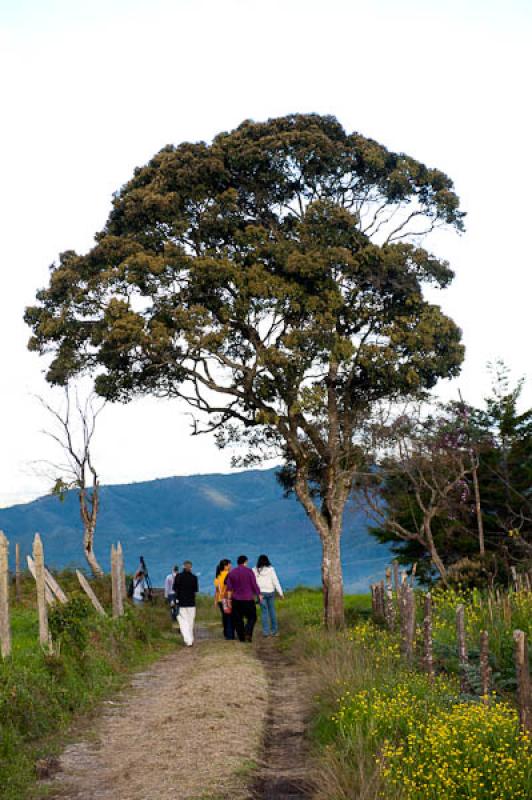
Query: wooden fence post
370 584 377 619
76 570 106 616
392 560 400 597
26 556 55 605
456 604 469 692
374 580 384 622
0 531 11 658
15 542 21 603
423 593 434 682
117 542 126 604
384 567 395 631
111 545 123 618
405 587 416 662
513 630 531 733
33 534 50 651
480 630 491 703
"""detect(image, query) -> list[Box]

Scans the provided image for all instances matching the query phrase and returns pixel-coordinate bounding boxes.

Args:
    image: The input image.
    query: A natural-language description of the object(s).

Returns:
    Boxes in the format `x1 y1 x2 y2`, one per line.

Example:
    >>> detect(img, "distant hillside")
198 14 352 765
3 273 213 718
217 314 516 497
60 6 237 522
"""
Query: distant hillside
0 468 391 592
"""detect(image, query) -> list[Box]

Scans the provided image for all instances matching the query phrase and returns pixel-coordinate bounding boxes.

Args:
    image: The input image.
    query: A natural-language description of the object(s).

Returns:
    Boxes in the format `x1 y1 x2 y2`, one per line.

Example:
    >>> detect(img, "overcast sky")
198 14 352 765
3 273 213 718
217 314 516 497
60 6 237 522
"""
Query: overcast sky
1 0 531 507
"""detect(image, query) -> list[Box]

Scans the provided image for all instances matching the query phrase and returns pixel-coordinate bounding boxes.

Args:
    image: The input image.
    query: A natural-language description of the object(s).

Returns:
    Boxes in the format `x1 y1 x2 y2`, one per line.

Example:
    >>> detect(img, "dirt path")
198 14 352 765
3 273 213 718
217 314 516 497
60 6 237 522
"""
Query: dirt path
252 638 313 800
42 628 268 800
39 626 313 800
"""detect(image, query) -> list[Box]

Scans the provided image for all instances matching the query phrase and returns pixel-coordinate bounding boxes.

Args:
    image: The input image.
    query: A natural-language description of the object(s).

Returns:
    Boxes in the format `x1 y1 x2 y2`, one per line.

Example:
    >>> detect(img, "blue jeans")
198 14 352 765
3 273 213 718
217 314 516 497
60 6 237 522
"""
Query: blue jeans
260 592 278 635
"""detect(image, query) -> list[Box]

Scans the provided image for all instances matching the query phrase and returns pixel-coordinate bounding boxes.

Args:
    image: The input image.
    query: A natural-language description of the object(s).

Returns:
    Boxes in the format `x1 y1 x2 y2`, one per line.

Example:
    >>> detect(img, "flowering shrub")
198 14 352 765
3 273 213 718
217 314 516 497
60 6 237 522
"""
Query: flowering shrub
382 701 531 799
333 675 531 799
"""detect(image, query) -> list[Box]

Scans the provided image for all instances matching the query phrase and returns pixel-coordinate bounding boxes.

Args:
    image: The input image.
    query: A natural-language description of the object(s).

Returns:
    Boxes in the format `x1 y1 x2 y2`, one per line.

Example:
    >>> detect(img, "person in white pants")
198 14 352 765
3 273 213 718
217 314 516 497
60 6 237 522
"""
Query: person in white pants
174 560 198 647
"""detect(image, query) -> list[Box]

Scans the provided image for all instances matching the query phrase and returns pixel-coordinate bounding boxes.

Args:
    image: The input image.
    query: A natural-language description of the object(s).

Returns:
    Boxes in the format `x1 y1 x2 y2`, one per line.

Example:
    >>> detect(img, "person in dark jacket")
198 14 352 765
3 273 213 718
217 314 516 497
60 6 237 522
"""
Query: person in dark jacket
173 561 198 646
225 555 262 642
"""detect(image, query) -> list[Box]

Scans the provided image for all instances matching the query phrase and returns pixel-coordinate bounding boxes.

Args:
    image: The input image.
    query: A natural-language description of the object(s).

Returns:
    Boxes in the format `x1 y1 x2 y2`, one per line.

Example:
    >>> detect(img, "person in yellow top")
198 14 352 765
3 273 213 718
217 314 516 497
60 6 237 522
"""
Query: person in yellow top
214 559 234 640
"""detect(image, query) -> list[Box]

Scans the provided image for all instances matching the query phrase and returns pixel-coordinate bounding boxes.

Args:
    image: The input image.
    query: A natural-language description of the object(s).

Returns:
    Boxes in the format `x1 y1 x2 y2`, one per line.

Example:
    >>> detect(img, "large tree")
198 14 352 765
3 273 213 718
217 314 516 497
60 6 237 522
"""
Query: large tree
25 114 465 626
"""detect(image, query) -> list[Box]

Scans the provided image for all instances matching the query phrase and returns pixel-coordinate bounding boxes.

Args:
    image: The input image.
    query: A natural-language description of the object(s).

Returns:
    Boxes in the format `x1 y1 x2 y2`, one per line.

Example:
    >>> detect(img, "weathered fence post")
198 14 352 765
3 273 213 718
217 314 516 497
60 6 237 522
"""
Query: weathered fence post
423 593 434 682
405 587 416 662
44 568 68 604
117 541 126 604
76 570 106 616
456 604 469 692
392 560 400 597
0 531 12 658
370 584 377 619
26 556 55 605
513 630 531 733
376 580 385 622
111 544 123 618
15 542 21 603
33 534 50 651
480 630 491 703
384 567 395 631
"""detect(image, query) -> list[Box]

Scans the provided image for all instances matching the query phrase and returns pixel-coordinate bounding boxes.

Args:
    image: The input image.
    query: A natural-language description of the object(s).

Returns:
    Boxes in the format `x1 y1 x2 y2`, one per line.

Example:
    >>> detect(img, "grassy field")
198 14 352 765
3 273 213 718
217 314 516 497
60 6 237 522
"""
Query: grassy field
280 588 532 800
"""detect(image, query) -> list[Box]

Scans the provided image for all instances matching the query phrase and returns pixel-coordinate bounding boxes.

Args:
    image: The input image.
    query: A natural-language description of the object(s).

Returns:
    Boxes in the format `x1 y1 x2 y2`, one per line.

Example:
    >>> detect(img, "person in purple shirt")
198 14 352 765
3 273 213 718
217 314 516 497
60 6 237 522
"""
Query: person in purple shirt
225 555 263 642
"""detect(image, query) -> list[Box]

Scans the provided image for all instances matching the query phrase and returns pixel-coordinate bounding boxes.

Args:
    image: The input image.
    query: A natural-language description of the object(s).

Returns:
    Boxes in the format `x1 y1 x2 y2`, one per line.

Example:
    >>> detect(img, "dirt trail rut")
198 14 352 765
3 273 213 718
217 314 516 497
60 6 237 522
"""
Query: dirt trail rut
252 638 313 800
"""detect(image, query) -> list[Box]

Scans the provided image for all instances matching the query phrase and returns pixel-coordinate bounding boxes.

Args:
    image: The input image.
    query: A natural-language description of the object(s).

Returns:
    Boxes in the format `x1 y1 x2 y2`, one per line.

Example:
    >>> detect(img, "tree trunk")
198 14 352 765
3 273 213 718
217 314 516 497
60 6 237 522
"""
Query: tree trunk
83 524 104 577
293 467 345 629
322 530 344 629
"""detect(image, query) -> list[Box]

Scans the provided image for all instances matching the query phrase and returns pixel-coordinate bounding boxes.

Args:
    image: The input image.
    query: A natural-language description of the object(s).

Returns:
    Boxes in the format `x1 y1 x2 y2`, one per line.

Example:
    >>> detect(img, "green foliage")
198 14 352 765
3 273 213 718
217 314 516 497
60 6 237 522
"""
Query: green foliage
48 596 93 653
26 116 463 487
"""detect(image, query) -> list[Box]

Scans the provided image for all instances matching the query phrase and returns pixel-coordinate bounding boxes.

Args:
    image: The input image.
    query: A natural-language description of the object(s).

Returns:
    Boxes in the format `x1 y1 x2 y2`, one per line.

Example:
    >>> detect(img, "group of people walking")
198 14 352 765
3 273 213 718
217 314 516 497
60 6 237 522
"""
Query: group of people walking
161 553 284 647
214 554 284 642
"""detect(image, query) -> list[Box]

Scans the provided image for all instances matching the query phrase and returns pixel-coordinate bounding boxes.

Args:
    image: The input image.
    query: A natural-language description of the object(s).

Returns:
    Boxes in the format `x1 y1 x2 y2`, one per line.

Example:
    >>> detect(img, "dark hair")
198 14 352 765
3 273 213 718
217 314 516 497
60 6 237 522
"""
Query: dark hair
173 565 179 573
183 560 192 569
256 554 271 571
215 558 231 577
237 555 248 566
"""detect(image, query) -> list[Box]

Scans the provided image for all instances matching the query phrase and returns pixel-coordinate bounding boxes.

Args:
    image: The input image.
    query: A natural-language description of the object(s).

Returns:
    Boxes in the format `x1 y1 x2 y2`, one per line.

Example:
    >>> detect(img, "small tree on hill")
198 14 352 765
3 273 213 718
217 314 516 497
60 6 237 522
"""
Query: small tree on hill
25 114 465 626
38 387 105 577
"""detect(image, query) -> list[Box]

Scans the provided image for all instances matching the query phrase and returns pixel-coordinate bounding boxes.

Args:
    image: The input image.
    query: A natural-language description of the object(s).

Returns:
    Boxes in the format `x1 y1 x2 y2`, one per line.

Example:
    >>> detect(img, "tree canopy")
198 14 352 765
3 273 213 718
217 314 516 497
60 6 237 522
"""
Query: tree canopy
26 114 465 625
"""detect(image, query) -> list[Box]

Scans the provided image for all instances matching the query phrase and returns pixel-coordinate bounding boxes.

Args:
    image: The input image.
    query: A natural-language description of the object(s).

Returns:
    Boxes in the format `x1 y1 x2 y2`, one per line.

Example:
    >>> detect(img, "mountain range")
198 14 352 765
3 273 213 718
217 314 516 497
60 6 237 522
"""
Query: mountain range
0 468 391 592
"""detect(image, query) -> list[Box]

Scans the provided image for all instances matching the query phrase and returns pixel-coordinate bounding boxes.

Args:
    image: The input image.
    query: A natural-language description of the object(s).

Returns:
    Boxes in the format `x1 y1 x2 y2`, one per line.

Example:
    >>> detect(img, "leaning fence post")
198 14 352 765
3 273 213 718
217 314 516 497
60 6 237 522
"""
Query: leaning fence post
76 570 106 616
423 593 434 682
480 630 491 703
513 630 531 733
15 542 21 603
33 534 50 651
0 531 11 658
456 604 469 692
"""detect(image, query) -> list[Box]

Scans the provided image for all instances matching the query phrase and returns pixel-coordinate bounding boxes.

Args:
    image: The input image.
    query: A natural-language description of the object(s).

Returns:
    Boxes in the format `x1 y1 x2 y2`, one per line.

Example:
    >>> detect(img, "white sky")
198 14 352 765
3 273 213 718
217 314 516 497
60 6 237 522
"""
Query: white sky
1 0 531 506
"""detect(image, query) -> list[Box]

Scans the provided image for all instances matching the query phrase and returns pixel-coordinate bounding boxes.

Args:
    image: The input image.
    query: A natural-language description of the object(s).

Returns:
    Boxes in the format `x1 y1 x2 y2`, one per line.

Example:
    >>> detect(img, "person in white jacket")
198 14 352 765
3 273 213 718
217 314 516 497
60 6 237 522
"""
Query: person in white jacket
253 554 284 636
